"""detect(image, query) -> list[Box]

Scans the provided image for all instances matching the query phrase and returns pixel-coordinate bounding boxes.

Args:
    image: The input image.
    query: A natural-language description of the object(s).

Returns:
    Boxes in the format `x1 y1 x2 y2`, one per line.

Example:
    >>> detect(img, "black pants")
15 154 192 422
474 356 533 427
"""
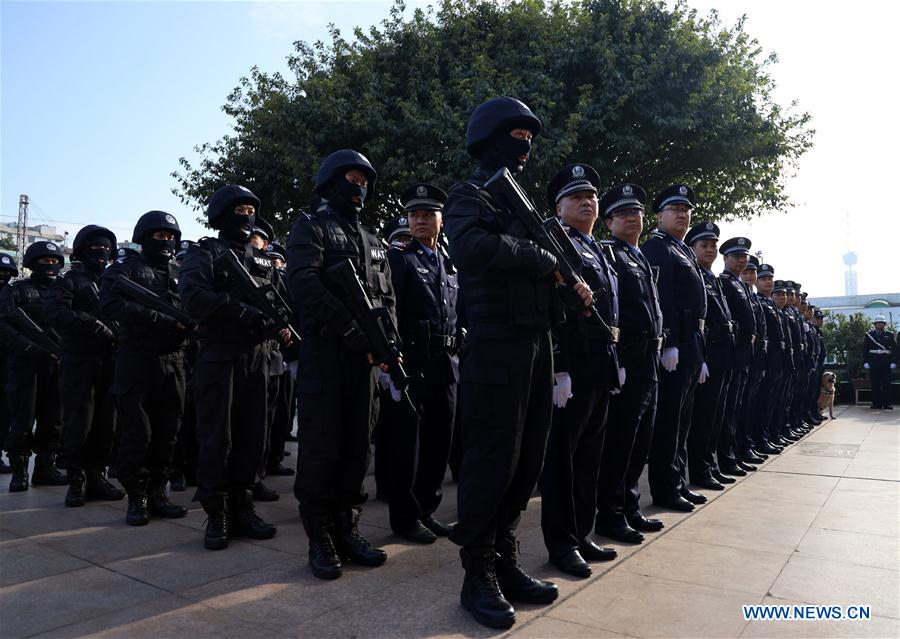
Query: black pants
754 368 781 444
293 338 377 517
736 369 764 454
450 326 552 550
4 351 62 456
267 370 294 472
192 342 267 502
687 366 728 482
541 355 610 558
648 357 700 501
870 364 893 407
258 362 281 480
114 350 185 487
0 356 9 455
597 374 657 527
173 371 198 481
386 380 456 530
59 355 117 470
717 367 747 467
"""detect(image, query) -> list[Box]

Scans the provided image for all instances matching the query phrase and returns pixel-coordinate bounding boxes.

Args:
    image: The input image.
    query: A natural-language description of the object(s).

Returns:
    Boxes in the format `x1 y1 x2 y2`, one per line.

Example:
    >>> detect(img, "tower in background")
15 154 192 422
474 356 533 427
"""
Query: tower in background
843 251 858 296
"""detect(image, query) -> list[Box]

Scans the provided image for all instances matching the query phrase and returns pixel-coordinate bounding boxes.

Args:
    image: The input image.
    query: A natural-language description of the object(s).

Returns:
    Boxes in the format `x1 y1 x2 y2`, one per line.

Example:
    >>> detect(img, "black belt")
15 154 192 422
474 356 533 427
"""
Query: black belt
620 334 663 354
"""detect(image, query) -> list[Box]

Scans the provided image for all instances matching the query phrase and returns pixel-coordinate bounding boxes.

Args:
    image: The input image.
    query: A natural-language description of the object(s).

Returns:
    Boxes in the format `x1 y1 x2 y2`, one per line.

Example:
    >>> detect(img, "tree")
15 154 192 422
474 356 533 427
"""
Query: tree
173 0 813 239
821 312 872 382
0 236 16 252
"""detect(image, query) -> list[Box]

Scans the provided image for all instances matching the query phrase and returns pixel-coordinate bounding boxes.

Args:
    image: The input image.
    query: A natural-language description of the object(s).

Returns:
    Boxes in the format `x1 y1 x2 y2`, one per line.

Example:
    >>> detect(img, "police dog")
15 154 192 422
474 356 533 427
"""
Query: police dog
818 371 837 419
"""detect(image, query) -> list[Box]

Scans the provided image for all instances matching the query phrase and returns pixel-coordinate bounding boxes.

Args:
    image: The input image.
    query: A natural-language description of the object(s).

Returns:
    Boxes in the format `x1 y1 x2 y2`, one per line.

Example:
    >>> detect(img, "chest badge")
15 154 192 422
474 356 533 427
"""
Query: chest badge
416 267 430 274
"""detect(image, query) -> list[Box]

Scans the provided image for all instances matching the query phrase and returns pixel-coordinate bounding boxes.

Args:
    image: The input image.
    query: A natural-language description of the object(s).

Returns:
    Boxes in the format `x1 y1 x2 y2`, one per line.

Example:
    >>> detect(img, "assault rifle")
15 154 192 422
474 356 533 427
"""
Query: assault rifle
214 248 300 344
112 275 194 328
326 259 419 419
9 307 61 358
483 167 618 343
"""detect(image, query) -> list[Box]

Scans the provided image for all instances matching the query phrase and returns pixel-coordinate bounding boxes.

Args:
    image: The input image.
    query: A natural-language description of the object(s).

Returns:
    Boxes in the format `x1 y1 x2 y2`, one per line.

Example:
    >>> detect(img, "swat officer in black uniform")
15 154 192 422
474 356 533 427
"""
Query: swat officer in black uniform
540 164 619 578
445 97 588 629
286 150 392 580
170 239 198 493
753 264 787 454
45 225 124 507
0 253 19 475
179 186 284 549
863 315 896 409
1 241 67 492
384 182 459 544
101 211 188 525
642 185 708 512
595 184 665 544
716 237 759 475
684 222 735 492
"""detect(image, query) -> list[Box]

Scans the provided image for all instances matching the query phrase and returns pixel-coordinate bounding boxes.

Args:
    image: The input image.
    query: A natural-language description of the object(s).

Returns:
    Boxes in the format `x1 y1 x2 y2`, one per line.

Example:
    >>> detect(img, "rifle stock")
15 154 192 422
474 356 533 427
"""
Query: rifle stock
10 307 61 358
113 275 194 328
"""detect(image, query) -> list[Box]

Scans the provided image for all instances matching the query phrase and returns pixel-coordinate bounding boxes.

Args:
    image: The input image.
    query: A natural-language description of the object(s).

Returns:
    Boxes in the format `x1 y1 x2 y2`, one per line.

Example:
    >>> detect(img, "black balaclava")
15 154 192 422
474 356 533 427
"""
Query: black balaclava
0 272 12 286
79 234 113 274
31 260 61 283
141 232 176 267
478 128 532 174
218 211 257 246
327 177 367 220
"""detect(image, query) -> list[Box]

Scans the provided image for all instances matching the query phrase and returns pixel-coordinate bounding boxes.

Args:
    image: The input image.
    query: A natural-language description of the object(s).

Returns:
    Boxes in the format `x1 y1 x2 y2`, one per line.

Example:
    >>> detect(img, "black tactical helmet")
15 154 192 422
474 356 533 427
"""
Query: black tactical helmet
0 253 18 276
251 217 274 243
314 149 377 195
466 96 543 157
132 210 182 243
72 224 117 259
206 185 261 228
23 240 65 269
175 239 196 259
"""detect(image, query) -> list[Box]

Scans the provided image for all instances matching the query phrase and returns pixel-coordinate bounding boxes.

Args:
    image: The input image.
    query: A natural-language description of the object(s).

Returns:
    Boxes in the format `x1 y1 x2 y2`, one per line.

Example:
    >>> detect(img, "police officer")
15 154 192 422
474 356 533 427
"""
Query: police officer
753 264 787 454
100 211 188 525
179 186 284 549
0 253 19 475
863 315 896 409
286 150 391 579
642 185 707 512
445 97 589 629
716 237 759 475
171 239 198 493
809 308 828 419
1 241 67 492
736 255 768 464
595 184 665 544
385 215 413 250
384 182 459 544
45 225 125 507
683 222 734 492
779 281 806 442
539 164 619 578
768 280 794 447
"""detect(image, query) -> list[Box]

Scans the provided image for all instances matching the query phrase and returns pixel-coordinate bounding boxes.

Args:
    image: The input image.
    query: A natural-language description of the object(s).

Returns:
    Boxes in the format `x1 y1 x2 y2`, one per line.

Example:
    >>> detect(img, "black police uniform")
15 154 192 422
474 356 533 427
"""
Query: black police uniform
753 267 787 450
0 241 66 491
863 325 895 409
383 183 460 540
44 225 124 506
539 165 619 572
287 149 391 579
100 212 188 523
809 313 828 416
595 200 664 537
736 261 767 459
641 185 707 507
171 239 199 491
0 253 19 474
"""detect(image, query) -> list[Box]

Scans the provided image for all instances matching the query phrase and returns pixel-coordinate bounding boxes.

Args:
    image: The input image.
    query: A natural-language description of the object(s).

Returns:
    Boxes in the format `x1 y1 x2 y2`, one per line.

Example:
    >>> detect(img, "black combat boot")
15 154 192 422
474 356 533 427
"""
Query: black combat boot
495 531 559 605
65 469 87 507
302 513 343 580
459 548 516 629
168 471 186 492
9 455 29 492
252 481 280 502
85 469 125 501
147 478 187 518
333 508 387 567
201 495 229 551
230 490 277 539
125 480 150 526
30 452 67 486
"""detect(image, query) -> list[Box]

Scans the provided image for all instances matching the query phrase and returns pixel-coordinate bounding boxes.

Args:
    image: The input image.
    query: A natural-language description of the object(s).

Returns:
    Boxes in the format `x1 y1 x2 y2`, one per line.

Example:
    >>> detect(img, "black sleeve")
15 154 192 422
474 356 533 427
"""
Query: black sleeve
44 275 97 336
177 244 242 323
99 261 157 326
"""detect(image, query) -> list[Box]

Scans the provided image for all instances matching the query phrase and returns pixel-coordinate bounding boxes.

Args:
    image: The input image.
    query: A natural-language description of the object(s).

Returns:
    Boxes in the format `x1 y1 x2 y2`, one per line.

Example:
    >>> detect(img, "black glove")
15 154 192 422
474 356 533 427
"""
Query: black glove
92 320 116 344
237 304 275 335
515 241 557 277
149 310 180 331
341 320 371 353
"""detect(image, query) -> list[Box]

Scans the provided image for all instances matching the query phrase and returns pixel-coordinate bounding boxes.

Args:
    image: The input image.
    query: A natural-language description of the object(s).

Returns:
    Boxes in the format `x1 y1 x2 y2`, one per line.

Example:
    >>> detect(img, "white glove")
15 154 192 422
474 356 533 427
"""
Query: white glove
864 363 870 370
891 363 897 369
618 367 627 387
661 347 679 372
553 372 573 408
388 380 402 403
698 362 709 384
377 370 392 390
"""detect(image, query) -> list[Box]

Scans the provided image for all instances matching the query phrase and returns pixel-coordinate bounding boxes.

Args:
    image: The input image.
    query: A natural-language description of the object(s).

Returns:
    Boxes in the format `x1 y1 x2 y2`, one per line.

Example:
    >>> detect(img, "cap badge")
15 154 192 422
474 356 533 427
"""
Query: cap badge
399 217 407 225
1 256 10 263
181 241 190 249
165 214 177 225
117 249 126 256
706 222 713 230
416 185 427 197
738 238 745 246
572 165 585 178
622 185 633 196
678 186 688 195
46 242 57 250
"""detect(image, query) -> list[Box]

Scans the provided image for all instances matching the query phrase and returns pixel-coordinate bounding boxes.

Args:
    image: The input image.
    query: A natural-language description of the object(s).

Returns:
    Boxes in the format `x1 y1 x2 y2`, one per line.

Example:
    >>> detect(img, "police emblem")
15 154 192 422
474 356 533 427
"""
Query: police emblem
118 248 126 256
623 185 633 196
706 222 714 230
181 241 190 249
572 165 585 178
1 256 10 264
46 243 57 250
678 186 688 196
416 185 427 197
399 217 407 225
165 214 177 224
738 238 746 246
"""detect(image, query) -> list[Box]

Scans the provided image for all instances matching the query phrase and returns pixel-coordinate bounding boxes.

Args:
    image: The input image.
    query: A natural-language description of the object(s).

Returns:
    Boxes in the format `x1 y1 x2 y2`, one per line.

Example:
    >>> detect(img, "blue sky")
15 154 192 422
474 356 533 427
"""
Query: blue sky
2 1 897 298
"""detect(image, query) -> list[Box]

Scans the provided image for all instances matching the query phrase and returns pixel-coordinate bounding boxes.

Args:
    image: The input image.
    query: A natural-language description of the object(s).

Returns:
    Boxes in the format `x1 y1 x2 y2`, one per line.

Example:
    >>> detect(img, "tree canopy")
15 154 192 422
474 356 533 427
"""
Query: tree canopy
173 0 813 238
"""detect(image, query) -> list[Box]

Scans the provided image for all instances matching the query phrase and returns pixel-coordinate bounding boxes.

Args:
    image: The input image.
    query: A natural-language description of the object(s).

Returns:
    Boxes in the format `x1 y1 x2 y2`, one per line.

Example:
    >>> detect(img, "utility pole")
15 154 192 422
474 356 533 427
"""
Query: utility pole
17 194 29 271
